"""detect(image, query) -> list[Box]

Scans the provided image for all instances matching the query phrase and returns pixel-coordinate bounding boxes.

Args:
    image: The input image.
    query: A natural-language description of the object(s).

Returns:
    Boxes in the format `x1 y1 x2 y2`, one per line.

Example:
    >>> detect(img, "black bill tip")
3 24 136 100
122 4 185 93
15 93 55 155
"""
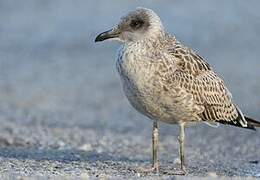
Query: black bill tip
94 29 118 42
95 32 107 42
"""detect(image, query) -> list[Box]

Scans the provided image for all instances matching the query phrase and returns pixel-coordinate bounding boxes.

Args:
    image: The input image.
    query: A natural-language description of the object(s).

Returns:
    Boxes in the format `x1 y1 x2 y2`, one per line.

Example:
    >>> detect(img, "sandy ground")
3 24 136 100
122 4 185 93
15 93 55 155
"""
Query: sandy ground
0 0 260 179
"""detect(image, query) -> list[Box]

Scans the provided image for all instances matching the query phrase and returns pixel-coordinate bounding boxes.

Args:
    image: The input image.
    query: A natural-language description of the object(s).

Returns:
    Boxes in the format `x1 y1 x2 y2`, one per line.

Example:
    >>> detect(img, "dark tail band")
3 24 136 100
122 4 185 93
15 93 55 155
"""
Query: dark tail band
245 116 260 130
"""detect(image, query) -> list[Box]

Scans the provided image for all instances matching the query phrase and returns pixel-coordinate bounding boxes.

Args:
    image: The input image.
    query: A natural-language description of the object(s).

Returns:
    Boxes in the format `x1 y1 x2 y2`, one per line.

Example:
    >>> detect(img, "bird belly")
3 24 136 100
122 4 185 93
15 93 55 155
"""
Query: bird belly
117 51 181 123
122 80 180 124
122 79 201 124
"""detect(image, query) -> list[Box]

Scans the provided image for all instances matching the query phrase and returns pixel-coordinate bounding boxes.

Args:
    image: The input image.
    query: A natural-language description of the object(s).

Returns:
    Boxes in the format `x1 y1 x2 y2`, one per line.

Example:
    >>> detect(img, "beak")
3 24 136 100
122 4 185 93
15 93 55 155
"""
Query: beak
95 28 120 42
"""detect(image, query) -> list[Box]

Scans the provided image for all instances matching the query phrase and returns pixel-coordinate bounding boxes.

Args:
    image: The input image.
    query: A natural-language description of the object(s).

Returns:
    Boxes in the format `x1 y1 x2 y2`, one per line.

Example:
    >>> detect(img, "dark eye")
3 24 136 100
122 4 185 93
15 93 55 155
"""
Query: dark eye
130 19 144 29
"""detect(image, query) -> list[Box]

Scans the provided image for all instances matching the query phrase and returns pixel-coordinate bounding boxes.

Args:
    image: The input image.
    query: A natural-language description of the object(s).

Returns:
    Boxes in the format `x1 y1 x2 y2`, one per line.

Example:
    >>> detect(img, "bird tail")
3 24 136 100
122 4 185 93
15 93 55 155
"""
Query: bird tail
235 106 259 130
216 106 260 130
245 116 260 130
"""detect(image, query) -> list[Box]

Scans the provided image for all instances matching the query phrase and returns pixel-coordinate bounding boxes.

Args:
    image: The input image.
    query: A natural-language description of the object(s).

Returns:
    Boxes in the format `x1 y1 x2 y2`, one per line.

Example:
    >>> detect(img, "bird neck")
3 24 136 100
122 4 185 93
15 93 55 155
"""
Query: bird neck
126 31 167 47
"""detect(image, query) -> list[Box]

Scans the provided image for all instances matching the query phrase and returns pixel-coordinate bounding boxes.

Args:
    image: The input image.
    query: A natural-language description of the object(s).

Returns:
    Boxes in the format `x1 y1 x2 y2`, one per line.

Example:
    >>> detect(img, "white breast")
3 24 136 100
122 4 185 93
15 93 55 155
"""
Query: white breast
117 43 155 90
116 43 158 116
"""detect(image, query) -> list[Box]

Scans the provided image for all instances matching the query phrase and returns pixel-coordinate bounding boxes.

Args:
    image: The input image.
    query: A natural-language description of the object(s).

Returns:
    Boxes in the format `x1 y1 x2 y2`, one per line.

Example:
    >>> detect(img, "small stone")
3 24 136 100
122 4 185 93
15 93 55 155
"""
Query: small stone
79 144 93 151
208 172 218 177
80 172 90 179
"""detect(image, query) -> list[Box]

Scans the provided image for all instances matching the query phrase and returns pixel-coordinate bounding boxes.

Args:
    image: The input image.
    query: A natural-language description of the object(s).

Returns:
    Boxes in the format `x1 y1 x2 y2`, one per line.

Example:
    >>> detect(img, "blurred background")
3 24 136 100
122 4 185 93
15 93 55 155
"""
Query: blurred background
0 0 259 176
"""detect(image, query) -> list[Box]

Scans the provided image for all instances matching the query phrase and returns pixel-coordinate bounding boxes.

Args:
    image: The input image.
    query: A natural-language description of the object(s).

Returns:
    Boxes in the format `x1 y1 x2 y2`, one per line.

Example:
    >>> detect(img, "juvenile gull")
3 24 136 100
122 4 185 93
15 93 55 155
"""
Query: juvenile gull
95 8 260 174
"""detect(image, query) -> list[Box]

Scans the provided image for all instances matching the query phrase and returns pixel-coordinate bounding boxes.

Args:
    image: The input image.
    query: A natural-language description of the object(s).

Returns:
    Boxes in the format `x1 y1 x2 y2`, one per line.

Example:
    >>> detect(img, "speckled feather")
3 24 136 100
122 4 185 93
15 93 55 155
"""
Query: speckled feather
114 8 258 129
165 37 239 122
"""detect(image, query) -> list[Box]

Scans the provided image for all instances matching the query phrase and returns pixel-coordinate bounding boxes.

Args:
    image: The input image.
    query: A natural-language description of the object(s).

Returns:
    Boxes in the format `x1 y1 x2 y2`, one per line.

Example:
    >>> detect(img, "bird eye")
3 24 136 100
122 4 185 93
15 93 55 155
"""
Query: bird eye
130 19 144 29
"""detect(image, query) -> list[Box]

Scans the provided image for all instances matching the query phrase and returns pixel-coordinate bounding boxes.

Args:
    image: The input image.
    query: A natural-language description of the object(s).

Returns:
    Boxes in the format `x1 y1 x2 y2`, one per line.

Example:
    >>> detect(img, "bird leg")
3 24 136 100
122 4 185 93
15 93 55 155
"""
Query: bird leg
137 121 159 174
136 122 187 175
163 123 187 176
152 120 159 173
178 122 187 174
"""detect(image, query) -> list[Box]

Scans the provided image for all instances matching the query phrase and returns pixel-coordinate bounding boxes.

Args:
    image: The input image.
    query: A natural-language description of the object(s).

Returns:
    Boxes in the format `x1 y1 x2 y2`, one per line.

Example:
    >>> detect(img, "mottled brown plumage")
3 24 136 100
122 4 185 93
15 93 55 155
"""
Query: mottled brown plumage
95 7 260 175
165 37 240 124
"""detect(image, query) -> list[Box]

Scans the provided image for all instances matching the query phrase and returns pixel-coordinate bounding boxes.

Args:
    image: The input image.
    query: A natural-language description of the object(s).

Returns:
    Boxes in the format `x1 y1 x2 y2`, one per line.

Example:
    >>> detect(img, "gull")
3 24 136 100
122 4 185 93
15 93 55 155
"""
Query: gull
95 7 260 175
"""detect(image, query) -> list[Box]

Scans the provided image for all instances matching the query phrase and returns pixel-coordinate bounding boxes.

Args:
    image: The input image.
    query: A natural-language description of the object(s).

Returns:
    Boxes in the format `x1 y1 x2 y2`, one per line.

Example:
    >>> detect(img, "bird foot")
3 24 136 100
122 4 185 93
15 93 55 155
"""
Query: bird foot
135 162 160 174
134 163 187 176
162 166 187 176
162 170 187 176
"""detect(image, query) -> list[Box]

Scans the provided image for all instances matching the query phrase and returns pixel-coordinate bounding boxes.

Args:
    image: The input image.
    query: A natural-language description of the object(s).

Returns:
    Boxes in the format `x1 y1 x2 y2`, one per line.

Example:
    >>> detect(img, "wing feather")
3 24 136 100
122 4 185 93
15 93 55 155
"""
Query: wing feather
166 40 239 122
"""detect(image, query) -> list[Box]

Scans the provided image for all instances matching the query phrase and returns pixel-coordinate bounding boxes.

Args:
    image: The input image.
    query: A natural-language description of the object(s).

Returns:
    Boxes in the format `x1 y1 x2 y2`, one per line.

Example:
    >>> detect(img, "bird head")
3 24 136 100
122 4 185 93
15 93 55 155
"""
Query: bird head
95 8 164 43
